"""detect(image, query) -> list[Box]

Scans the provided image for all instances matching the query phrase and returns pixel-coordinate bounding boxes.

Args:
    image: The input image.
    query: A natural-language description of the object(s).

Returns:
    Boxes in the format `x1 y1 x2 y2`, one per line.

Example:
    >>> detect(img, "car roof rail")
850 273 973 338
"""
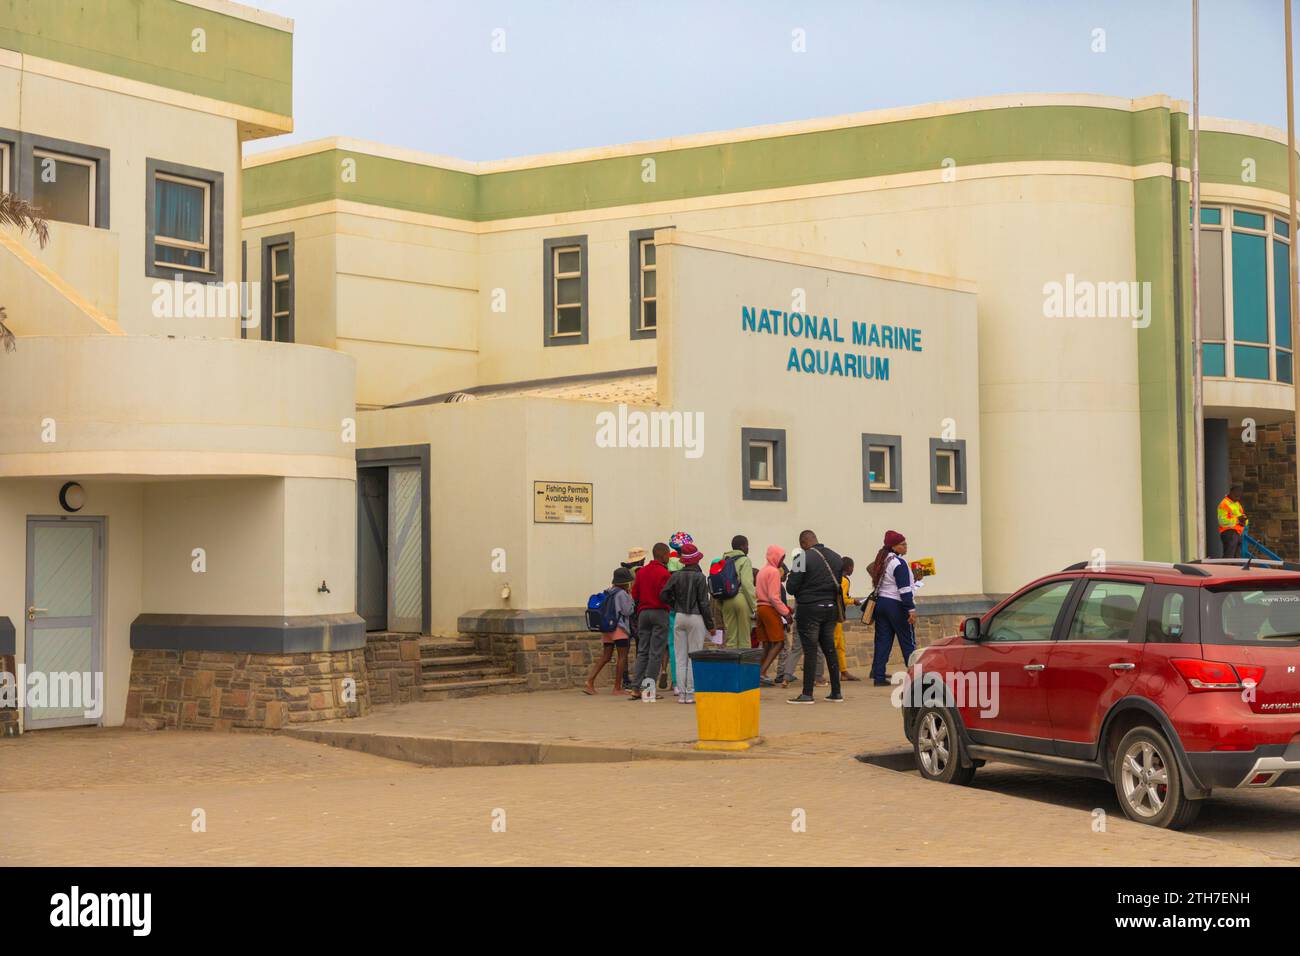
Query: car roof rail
1191 557 1300 572
1060 559 1210 576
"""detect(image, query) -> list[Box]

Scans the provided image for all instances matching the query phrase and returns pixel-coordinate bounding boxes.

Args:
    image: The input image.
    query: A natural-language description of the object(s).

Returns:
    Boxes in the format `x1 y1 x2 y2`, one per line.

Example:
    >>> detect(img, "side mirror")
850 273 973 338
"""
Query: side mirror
962 616 983 642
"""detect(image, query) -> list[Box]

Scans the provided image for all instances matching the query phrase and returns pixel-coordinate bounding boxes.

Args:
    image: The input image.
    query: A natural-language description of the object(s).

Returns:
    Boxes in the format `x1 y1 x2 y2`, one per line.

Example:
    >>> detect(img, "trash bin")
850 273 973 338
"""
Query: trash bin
688 647 763 750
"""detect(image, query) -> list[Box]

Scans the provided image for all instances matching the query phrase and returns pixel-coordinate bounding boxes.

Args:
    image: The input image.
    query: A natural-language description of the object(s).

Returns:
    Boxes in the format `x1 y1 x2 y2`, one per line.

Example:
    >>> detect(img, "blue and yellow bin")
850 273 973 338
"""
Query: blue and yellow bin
688 647 763 750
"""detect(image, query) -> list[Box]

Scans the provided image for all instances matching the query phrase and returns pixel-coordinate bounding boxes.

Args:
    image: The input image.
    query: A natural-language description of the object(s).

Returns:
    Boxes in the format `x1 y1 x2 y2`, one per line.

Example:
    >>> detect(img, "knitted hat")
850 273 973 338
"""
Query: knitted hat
669 531 694 551
884 530 906 549
679 542 704 565
612 566 635 586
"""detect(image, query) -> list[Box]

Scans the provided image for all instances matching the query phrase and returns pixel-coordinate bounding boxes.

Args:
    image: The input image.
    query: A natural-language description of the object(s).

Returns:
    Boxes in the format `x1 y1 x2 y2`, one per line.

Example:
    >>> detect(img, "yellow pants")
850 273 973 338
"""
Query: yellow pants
833 622 848 672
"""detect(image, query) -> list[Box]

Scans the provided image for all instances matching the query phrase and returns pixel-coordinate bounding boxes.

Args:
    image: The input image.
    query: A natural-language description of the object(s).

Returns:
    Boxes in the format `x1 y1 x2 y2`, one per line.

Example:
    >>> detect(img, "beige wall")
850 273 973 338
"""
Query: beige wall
0 63 242 337
0 336 356 480
359 236 982 633
243 209 480 407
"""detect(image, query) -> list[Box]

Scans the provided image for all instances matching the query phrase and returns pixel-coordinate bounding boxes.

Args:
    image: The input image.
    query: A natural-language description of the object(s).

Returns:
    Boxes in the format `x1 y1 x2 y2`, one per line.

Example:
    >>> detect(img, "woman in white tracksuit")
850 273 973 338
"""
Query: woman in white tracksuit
658 542 715 703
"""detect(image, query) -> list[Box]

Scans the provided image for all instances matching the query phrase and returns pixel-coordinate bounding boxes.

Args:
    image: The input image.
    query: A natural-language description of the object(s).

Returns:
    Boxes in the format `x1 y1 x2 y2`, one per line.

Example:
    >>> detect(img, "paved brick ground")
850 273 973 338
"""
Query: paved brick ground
0 729 1290 866
312 681 908 756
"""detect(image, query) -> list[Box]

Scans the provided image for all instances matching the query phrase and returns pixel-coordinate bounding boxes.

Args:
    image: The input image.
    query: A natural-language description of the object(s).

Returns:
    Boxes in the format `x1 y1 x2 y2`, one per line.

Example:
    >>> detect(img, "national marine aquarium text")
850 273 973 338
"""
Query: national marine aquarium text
739 306 923 380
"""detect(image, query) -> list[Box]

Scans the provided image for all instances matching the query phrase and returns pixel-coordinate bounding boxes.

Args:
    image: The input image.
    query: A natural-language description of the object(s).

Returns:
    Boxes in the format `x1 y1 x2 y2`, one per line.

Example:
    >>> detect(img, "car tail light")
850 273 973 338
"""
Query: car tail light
1170 658 1265 692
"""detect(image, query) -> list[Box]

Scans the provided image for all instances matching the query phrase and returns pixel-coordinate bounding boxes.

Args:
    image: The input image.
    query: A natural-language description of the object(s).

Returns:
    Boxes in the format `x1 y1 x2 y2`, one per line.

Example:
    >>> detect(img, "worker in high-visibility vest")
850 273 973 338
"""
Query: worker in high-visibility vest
1217 484 1247 559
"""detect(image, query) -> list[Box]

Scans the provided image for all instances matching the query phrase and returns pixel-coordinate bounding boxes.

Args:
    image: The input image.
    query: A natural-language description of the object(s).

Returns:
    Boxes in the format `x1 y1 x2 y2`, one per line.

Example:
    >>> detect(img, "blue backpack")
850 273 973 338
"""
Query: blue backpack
708 555 741 599
585 588 621 633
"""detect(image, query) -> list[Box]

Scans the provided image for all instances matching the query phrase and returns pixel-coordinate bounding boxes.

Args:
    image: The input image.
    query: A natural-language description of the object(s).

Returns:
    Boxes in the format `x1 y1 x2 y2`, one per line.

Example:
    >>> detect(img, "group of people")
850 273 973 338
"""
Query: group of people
583 528 924 705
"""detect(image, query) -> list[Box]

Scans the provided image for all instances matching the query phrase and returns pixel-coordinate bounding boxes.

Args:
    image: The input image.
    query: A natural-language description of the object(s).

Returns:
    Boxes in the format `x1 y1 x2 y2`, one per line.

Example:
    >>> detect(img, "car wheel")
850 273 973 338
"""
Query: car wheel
913 706 975 785
1113 726 1202 830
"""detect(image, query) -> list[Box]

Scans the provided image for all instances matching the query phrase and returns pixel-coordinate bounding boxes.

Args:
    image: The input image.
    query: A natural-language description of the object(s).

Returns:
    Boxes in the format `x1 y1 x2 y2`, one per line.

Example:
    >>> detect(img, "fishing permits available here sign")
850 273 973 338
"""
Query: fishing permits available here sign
533 481 593 524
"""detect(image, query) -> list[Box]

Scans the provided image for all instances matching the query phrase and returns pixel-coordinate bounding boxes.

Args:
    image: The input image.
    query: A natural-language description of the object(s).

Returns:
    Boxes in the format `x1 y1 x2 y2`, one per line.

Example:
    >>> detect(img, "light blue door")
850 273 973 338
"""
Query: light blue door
24 517 103 729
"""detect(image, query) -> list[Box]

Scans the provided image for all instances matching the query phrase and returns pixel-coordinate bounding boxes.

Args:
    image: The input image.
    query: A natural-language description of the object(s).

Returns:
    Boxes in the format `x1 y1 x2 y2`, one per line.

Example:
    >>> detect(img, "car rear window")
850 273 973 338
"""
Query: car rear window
1203 586 1300 646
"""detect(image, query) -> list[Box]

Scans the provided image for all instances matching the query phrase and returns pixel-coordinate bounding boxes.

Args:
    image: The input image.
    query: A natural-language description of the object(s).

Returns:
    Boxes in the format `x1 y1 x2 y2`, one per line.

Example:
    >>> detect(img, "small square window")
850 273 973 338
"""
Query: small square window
146 158 223 284
862 433 902 503
32 150 95 227
935 449 957 492
748 441 776 489
741 427 787 502
930 438 968 504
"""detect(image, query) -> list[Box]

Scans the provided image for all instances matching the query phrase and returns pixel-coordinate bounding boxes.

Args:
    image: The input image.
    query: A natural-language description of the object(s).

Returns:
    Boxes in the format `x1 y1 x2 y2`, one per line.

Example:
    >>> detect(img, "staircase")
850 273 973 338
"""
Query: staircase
418 637 528 701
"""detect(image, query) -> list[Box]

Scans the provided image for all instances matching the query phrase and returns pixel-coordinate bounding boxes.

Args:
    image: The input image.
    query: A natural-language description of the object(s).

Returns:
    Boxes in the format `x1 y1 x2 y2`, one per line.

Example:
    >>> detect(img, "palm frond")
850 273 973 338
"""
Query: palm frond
0 191 50 248
0 305 15 353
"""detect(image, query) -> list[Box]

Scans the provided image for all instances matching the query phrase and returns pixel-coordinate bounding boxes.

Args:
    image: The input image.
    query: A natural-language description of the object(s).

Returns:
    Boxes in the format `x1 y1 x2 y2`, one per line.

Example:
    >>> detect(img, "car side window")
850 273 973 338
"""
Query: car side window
985 581 1074 643
1066 580 1147 642
1145 585 1197 643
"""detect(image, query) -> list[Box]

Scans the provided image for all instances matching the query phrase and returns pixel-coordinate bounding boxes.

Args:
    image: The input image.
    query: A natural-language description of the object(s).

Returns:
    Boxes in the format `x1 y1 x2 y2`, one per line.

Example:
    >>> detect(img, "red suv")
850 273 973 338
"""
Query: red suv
901 559 1300 828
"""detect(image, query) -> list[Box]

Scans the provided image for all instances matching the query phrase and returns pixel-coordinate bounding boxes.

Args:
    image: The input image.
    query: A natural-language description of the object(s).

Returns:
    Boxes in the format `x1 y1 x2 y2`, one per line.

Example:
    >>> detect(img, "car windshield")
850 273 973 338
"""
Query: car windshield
1203 586 1300 645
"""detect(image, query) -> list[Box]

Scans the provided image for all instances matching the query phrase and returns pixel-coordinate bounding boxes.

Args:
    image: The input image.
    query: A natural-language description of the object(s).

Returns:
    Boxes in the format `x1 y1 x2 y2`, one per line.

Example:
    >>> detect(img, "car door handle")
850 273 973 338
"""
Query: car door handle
1023 664 1045 671
1108 662 1136 671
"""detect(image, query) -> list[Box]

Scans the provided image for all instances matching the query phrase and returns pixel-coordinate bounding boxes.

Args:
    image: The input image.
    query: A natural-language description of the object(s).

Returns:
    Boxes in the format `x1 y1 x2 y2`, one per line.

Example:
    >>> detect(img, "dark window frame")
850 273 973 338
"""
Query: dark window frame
628 226 668 340
3 130 110 230
741 427 788 502
145 157 224 285
862 433 903 503
929 437 968 504
260 232 295 343
543 234 589 347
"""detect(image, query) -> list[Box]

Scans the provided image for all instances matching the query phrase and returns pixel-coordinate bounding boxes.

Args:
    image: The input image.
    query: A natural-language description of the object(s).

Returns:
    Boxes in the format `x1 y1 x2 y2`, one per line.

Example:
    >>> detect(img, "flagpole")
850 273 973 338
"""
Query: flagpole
1287 0 1299 560
1192 0 1206 558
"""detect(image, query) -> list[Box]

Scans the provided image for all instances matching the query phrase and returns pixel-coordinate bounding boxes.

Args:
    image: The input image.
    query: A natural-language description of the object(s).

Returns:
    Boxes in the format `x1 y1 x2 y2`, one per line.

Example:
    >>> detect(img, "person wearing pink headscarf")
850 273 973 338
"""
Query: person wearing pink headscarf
754 544 791 684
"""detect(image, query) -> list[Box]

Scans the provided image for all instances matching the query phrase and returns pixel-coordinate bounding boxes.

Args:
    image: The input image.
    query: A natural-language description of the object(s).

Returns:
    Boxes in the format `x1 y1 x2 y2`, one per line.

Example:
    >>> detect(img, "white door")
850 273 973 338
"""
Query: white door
24 517 104 729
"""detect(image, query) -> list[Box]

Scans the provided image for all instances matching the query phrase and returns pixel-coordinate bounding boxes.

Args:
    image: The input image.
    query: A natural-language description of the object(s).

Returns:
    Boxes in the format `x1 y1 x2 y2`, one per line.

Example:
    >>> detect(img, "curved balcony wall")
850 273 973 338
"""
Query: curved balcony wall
0 335 356 478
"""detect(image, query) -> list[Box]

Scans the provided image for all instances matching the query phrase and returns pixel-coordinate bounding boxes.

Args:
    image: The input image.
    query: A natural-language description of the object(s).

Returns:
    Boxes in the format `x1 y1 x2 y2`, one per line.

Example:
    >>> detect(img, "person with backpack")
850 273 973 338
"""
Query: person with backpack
713 535 756 649
784 529 844 704
628 542 673 698
659 541 714 704
584 567 635 695
620 547 647 688
867 530 917 687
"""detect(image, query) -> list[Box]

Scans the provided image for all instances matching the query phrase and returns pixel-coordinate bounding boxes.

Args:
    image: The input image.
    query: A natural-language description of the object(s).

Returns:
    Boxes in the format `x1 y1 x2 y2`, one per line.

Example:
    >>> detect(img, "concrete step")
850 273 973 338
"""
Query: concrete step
420 653 497 669
419 677 529 702
419 638 479 659
421 665 515 682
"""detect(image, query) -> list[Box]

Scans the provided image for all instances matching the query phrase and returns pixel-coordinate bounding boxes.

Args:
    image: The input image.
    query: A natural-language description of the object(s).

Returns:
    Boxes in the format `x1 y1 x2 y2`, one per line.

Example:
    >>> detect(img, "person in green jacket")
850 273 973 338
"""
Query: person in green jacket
719 535 757 649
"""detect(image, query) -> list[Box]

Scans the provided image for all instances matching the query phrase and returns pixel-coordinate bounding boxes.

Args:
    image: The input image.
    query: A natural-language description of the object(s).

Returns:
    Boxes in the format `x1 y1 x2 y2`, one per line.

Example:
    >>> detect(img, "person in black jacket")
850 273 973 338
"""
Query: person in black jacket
659 542 715 704
784 529 844 704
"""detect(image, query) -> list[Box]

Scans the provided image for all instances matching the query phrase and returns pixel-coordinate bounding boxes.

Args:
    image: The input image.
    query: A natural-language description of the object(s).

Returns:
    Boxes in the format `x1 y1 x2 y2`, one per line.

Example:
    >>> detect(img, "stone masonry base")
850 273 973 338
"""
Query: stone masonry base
126 648 371 731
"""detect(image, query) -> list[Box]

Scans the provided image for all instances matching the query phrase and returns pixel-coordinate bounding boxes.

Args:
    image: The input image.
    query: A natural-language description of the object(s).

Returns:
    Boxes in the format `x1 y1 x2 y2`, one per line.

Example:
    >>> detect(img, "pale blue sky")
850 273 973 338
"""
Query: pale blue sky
246 0 1299 161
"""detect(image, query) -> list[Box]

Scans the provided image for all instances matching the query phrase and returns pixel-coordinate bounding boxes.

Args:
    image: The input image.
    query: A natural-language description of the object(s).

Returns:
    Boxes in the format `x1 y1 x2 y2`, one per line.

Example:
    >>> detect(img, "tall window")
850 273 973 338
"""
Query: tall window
638 239 657 331
0 141 10 194
153 173 210 272
32 150 95 226
552 245 582 335
1198 204 1292 384
628 227 665 339
542 235 588 346
260 234 294 343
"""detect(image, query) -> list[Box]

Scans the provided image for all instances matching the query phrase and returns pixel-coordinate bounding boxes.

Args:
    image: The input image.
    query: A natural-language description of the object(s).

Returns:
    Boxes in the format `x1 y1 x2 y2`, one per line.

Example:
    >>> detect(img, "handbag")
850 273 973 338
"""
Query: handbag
861 589 878 625
811 547 847 623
